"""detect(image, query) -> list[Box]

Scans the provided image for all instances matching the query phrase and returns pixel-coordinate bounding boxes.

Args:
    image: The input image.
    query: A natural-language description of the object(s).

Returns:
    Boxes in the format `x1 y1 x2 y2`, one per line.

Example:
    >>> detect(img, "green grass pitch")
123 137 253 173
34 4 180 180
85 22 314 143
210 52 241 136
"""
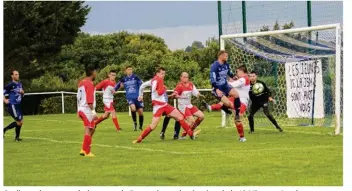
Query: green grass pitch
3 112 342 186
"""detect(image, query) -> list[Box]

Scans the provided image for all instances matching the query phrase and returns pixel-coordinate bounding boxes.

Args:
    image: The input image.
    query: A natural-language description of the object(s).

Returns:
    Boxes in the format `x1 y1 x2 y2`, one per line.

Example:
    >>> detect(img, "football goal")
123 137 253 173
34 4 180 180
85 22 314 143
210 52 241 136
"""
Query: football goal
220 23 342 135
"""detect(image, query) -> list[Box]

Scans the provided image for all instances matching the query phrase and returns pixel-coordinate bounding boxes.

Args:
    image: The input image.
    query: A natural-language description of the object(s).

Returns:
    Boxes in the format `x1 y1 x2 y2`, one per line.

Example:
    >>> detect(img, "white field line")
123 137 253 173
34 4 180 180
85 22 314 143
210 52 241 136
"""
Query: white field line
15 118 336 136
20 136 342 155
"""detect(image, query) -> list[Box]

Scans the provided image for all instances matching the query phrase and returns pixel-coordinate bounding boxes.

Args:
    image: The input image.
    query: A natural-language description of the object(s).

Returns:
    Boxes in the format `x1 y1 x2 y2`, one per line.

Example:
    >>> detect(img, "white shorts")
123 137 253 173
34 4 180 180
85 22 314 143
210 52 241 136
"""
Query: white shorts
78 107 95 128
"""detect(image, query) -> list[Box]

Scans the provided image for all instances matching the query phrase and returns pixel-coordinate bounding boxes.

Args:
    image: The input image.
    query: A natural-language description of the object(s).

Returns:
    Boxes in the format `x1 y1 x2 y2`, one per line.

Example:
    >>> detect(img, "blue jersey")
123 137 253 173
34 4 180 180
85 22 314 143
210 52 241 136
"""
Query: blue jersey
209 61 234 89
116 74 143 99
3 81 23 105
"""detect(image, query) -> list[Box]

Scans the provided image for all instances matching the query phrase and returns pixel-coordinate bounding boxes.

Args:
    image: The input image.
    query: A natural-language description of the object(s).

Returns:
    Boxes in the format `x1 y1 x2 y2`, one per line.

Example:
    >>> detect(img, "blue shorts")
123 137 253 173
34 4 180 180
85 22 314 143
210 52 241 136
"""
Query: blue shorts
127 98 144 109
7 104 23 122
212 84 233 100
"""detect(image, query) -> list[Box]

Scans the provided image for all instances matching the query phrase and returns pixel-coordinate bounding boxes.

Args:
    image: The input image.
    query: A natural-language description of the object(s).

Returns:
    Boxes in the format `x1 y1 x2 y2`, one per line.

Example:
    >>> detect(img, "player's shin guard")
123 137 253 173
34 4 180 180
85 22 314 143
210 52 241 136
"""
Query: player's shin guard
82 135 92 154
178 120 193 137
137 126 152 143
235 123 244 138
112 117 121 131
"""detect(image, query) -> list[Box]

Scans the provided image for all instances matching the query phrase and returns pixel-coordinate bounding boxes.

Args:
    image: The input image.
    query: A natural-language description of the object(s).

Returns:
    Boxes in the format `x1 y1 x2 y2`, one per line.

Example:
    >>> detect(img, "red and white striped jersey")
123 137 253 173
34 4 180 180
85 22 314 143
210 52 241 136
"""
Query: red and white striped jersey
228 75 250 106
174 82 199 106
95 79 116 100
151 76 167 106
77 78 96 110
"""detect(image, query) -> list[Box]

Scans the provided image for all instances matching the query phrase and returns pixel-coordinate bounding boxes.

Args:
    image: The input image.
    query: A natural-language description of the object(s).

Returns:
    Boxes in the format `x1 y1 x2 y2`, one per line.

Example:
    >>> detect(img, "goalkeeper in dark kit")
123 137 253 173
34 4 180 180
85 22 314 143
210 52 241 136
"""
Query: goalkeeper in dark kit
248 71 283 133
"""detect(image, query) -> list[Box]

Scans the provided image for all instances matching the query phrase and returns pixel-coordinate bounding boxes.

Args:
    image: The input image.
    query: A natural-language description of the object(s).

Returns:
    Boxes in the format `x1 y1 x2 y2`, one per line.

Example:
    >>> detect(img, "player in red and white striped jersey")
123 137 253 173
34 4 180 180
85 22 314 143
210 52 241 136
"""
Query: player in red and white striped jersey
204 65 250 142
94 70 121 131
133 67 200 143
77 67 97 157
172 72 205 139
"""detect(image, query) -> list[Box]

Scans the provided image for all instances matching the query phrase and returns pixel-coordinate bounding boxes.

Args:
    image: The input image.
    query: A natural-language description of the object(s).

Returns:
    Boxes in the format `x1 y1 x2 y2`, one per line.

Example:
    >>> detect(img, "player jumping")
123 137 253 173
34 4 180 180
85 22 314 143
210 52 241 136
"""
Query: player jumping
172 72 205 139
115 66 144 131
210 51 246 142
205 65 250 117
3 70 25 142
78 67 98 157
133 67 200 143
94 70 121 131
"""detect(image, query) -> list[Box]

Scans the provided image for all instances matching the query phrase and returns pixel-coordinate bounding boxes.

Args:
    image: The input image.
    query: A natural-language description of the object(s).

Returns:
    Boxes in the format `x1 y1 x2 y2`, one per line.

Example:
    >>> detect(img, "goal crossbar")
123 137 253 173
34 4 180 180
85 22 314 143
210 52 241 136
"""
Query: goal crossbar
220 23 342 135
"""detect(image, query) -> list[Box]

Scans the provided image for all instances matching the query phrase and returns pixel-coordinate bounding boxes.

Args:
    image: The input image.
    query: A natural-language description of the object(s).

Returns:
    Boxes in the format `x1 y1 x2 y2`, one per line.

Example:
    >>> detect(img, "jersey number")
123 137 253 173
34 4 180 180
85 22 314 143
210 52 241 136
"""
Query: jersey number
78 90 83 101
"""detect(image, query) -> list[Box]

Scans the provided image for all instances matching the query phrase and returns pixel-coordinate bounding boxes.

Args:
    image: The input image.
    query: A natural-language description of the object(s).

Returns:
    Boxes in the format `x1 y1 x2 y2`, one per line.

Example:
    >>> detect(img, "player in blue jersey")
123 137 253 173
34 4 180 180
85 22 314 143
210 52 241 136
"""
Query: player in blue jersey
115 66 144 131
210 51 245 142
3 70 25 142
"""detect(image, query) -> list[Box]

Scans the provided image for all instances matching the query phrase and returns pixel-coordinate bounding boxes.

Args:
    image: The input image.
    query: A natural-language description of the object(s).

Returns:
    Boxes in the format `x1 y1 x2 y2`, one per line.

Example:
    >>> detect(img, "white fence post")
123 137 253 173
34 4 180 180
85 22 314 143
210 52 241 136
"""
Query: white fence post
173 99 177 108
61 91 65 114
221 110 226 127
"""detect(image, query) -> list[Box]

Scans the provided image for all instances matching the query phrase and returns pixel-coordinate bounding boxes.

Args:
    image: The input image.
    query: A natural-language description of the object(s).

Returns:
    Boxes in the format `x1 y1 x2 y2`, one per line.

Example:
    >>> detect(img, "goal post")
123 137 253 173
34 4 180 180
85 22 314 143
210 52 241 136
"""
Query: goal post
220 23 342 135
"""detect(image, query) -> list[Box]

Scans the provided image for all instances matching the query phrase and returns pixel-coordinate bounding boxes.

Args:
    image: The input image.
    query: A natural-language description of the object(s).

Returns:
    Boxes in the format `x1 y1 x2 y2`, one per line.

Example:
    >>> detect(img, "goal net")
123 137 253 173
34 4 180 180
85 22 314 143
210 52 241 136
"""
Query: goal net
220 24 342 135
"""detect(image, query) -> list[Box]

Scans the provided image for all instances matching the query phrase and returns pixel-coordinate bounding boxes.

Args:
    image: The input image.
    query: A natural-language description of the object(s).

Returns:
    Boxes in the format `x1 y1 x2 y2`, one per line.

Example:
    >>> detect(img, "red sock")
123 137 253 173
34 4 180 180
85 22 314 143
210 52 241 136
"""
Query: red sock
236 123 244 138
191 118 203 130
211 103 222 111
95 116 105 126
179 120 193 137
82 135 92 153
181 131 187 137
112 117 120 130
137 126 152 142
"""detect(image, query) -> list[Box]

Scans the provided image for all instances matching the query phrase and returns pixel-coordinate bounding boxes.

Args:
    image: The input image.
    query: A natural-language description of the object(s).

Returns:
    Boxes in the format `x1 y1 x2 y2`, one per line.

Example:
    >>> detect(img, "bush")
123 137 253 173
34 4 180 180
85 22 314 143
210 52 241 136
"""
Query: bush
39 91 221 114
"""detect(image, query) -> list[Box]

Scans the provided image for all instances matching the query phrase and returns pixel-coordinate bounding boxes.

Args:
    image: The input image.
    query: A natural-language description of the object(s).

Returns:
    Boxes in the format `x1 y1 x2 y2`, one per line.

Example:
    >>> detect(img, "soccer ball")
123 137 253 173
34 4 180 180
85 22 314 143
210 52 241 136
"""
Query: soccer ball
252 83 264 95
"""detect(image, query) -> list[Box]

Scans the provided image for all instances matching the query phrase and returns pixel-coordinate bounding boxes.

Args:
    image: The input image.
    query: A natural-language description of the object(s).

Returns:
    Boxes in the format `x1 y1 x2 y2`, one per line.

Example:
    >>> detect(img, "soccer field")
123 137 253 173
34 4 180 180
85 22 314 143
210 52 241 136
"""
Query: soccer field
3 112 342 186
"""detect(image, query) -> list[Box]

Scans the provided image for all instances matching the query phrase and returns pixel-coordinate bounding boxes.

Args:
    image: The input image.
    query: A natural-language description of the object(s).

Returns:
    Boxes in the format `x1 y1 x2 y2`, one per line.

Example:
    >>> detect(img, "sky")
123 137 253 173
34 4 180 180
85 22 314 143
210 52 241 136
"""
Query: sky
81 1 343 50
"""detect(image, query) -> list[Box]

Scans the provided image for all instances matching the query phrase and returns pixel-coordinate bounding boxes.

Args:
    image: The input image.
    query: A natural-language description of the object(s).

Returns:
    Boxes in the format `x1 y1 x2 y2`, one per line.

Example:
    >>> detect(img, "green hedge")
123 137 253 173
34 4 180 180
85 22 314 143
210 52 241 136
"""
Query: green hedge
39 91 222 114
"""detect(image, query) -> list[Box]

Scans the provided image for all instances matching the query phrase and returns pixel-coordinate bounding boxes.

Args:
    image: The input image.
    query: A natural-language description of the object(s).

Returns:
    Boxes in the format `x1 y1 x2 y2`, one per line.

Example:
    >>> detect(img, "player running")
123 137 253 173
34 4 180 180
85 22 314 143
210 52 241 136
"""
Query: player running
137 78 179 140
115 66 144 131
210 51 245 142
3 70 25 142
172 72 205 139
78 67 98 157
133 67 200 143
248 71 283 133
94 70 121 131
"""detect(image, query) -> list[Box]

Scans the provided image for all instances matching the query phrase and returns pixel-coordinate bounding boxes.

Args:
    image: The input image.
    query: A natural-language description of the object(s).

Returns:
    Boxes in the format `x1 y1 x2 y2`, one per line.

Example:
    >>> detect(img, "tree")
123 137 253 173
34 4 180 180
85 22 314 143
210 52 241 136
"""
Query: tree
273 20 280 30
185 41 205 52
283 21 294 29
3 1 90 79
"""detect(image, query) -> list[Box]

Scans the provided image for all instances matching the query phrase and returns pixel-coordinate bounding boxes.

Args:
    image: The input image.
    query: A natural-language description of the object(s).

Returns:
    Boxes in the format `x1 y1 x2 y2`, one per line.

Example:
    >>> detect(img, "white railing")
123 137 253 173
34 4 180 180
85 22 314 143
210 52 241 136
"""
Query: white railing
24 89 213 115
